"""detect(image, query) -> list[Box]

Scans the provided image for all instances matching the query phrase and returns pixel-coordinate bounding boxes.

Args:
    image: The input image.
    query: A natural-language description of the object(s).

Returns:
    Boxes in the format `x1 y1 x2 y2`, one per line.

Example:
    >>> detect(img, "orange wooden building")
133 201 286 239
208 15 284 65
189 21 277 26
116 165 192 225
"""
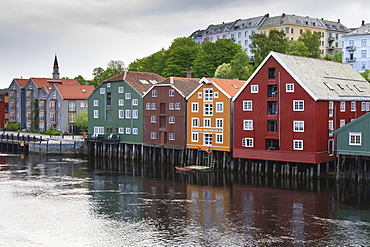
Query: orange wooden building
186 78 245 152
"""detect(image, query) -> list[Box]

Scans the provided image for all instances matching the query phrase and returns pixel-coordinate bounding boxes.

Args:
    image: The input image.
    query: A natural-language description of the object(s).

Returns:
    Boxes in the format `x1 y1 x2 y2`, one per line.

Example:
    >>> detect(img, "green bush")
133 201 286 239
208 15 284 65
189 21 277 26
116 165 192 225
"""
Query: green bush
6 122 20 131
42 130 62 135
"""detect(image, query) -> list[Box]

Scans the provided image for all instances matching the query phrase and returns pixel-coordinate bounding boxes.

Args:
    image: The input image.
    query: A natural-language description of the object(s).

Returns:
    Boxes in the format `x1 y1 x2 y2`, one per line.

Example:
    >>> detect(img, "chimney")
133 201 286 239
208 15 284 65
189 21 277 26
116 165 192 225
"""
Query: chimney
282 13 285 18
185 70 192 78
362 20 365 26
338 19 340 23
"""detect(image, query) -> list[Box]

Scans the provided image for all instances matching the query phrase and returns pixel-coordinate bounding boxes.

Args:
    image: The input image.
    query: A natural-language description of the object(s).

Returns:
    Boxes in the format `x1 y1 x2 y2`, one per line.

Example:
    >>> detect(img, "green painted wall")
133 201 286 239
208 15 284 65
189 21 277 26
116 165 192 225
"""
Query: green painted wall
88 81 143 144
334 113 370 156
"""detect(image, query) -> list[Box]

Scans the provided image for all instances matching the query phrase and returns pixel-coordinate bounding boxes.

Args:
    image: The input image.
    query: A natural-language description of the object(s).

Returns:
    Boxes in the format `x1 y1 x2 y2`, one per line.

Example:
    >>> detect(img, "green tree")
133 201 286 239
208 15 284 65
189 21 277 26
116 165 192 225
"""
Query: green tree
75 112 88 133
288 40 310 56
251 30 288 67
323 54 333 61
128 48 168 75
162 37 200 77
298 31 321 58
334 52 342 62
107 60 125 74
360 69 370 82
193 39 242 78
229 52 254 80
90 67 116 88
74 75 87 85
214 63 232 79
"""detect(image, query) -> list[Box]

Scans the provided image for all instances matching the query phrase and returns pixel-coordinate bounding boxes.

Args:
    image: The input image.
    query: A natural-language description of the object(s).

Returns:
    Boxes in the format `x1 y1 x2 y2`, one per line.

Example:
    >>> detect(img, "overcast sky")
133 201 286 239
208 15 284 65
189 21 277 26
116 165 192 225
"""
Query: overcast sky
0 0 368 88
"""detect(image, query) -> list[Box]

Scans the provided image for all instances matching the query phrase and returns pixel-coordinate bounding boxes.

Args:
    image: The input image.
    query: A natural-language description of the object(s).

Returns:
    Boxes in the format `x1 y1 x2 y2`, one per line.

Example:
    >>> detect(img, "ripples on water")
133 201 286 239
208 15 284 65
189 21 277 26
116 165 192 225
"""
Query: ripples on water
0 154 370 246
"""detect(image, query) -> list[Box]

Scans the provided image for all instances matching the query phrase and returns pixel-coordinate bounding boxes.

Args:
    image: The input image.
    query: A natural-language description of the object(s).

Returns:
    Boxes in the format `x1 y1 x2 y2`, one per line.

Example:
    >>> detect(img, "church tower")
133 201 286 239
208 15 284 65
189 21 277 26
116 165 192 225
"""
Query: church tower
53 55 60 79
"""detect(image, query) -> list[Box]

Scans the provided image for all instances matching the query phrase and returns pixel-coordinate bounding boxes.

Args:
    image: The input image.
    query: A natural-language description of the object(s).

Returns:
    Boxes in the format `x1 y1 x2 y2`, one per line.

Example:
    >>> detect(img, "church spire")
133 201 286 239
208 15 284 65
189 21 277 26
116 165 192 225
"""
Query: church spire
53 55 60 79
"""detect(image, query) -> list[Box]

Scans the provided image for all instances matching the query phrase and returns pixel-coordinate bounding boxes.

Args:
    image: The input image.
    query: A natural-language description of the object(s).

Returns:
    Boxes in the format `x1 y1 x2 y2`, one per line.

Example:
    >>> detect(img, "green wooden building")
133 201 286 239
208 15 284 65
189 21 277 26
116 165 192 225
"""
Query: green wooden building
87 71 165 144
334 112 370 157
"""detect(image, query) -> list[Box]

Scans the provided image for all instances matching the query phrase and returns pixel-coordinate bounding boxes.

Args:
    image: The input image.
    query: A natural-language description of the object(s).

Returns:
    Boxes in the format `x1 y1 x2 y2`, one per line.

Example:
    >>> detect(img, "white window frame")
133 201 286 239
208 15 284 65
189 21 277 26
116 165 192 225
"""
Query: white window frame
243 120 253 130
340 101 345 112
243 101 252 111
152 90 157 97
118 99 124 106
216 118 223 128
118 110 124 119
169 116 175 124
175 103 180 110
340 119 345 127
351 101 356 111
125 128 131 134
204 88 213 102
198 92 202 98
192 133 198 142
169 89 175 97
151 103 156 110
204 118 211 127
251 85 258 93
216 133 223 144
286 83 294 92
192 118 199 127
132 110 138 119
191 102 199 112
93 100 99 106
125 93 131 99
169 133 175 140
94 126 104 134
151 116 157 123
214 92 219 98
118 87 124 93
293 100 304 111
132 99 138 106
94 110 99 118
203 133 212 146
328 120 334 137
329 101 334 117
132 128 138 135
100 88 105 94
125 110 131 119
293 121 304 132
216 102 223 113
169 103 174 110
151 132 157 139
118 127 124 134
349 132 362 146
293 140 303 150
204 103 213 116
242 138 253 147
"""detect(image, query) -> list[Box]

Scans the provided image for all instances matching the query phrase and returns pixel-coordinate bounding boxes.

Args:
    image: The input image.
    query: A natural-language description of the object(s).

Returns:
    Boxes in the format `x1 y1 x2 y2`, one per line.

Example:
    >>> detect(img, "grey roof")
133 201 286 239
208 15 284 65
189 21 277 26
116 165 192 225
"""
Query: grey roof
205 21 234 35
260 13 326 29
320 19 351 33
273 52 370 101
346 23 370 36
231 15 268 31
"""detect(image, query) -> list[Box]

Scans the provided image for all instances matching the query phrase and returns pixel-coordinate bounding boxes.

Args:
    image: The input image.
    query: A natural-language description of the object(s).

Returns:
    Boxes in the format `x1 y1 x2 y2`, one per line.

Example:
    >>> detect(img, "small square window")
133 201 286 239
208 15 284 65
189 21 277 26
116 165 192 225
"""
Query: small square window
243 101 252 111
293 140 303 150
242 138 253 147
251 85 258 93
169 89 175 97
286 83 294 92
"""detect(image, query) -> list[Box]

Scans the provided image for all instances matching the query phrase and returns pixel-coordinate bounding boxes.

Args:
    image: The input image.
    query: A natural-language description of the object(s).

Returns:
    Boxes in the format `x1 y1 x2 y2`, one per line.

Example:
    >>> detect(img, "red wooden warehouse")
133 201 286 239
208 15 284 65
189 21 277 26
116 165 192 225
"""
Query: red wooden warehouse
233 52 370 165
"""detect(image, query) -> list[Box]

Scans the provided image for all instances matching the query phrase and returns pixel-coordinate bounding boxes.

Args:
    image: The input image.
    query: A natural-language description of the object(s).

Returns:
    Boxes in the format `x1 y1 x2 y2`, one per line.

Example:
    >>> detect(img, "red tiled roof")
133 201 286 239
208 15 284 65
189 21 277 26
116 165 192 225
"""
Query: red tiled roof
104 71 165 95
30 78 80 88
157 77 200 97
55 85 95 99
206 78 246 97
13 78 29 88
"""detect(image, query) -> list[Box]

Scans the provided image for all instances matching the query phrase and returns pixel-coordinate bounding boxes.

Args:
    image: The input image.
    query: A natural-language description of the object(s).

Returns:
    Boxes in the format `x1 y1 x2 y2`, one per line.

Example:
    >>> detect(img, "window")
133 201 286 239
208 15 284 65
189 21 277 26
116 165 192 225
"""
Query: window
340 119 345 127
68 113 75 123
349 132 361 145
361 61 366 69
216 118 223 128
329 101 334 117
107 83 111 88
192 103 198 112
126 128 131 134
192 118 199 127
132 99 138 106
267 120 277 132
293 140 303 150
69 102 76 111
151 116 157 123
132 110 138 119
268 101 278 115
361 39 367 47
119 110 124 118
328 120 334 137
118 87 124 93
214 92 219 98
286 83 294 92
125 110 131 119
216 102 223 113
169 133 175 140
152 90 157 97
125 93 131 99
204 134 212 146
293 121 304 132
169 89 175 97
204 118 211 127
351 101 356 111
293 100 304 111
204 88 213 102
94 126 104 134
169 103 174 110
132 128 138 135
285 27 289 34
340 101 345 112
169 116 175 124
151 132 157 139
118 128 124 134
328 139 334 156
175 103 180 110
119 99 124 106
146 103 151 110
94 110 99 118
216 134 223 144
198 92 202 98
362 50 367 58
100 88 105 94
93 100 99 106
243 120 253 130
268 68 276 79
362 102 370 111
251 85 258 93
242 138 253 147
151 103 156 110
192 133 198 142
80 102 85 108
204 103 213 116
243 101 252 111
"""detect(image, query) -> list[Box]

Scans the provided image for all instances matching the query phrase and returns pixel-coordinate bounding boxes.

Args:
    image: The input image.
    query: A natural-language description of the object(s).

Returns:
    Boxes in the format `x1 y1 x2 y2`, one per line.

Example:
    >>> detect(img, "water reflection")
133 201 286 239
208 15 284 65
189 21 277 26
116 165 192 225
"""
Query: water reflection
0 154 370 246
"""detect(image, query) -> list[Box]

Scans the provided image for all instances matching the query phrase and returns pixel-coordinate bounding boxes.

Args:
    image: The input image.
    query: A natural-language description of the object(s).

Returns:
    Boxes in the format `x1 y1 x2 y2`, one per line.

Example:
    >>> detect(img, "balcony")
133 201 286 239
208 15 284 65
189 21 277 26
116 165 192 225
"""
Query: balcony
328 46 335 50
328 36 335 42
267 101 278 115
346 46 356 51
346 57 356 62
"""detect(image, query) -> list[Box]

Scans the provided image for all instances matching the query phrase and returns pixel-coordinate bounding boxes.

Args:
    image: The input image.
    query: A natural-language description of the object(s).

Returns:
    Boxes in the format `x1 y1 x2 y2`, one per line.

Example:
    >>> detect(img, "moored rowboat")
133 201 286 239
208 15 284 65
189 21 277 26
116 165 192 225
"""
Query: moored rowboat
175 165 213 172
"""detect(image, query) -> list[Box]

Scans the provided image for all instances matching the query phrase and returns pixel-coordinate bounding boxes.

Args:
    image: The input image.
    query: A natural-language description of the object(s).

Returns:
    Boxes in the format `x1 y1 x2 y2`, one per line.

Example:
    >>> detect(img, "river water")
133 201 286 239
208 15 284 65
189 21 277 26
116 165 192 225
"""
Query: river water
0 153 370 246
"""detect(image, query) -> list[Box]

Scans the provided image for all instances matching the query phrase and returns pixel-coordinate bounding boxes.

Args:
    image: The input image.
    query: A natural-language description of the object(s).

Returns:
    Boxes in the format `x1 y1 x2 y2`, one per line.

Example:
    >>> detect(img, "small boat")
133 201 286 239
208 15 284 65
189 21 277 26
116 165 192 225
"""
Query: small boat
175 165 213 172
